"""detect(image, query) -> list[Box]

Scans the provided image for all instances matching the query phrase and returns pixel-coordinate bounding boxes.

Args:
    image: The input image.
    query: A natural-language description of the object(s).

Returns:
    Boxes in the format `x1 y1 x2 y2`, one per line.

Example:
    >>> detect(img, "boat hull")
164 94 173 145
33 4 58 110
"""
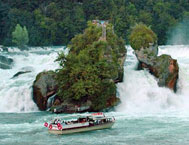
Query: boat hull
48 122 114 135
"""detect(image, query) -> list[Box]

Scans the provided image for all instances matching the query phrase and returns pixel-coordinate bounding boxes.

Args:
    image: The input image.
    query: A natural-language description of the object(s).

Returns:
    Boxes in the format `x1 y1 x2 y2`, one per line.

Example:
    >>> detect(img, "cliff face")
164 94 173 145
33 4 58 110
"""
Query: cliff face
32 21 126 112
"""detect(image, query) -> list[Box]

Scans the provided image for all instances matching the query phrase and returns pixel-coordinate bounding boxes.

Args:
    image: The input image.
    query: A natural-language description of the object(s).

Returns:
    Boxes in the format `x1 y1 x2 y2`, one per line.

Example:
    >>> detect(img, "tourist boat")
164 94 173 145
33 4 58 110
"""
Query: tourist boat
44 113 115 135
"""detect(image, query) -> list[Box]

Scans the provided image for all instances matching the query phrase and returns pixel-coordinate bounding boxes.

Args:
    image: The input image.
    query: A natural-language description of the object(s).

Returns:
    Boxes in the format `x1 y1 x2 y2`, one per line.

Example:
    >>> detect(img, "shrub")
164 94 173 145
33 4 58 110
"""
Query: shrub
12 24 29 49
129 23 157 50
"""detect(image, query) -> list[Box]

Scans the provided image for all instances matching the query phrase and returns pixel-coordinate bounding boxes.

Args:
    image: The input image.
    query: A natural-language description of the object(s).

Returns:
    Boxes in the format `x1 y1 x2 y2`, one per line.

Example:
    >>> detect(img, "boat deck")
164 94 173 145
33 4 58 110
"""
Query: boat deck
48 122 114 135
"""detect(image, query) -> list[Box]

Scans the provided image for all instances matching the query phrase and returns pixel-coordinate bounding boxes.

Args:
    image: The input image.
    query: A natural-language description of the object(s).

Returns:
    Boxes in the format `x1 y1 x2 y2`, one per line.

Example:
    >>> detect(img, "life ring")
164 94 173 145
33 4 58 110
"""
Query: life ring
58 126 62 130
57 123 62 130
44 122 48 127
49 124 52 130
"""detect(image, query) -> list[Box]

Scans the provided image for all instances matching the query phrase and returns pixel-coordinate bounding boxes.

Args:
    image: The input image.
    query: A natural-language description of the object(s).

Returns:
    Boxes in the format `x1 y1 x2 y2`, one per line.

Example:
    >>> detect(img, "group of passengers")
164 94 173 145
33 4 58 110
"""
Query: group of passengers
52 117 113 126
52 118 88 125
94 118 111 125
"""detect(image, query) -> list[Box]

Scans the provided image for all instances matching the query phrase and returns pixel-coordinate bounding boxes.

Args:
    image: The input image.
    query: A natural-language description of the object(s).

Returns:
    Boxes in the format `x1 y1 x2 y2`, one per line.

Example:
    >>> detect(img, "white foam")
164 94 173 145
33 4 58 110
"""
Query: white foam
0 47 66 112
1 45 189 114
117 45 189 114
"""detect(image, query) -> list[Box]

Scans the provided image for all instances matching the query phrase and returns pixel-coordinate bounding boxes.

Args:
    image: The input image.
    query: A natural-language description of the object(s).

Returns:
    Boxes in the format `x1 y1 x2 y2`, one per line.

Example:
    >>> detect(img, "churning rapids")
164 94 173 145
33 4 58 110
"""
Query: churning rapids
0 45 189 145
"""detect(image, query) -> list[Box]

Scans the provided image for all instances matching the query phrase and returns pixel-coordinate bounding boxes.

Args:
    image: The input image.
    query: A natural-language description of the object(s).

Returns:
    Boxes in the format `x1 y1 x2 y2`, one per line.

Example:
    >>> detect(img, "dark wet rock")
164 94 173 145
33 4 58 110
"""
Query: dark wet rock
33 67 123 113
0 63 11 69
32 22 126 113
50 96 120 114
1 46 8 52
53 98 61 106
153 55 179 92
32 71 58 110
46 94 57 109
0 55 13 69
135 43 158 66
12 66 33 78
51 100 92 114
3 47 8 52
106 96 120 108
12 71 32 78
115 54 126 83
130 24 179 92
134 44 179 92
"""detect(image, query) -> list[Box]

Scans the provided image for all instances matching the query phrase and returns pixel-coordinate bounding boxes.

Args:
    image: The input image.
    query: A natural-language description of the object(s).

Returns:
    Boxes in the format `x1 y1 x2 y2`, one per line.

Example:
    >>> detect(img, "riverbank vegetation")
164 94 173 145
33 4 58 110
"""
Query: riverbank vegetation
0 0 188 46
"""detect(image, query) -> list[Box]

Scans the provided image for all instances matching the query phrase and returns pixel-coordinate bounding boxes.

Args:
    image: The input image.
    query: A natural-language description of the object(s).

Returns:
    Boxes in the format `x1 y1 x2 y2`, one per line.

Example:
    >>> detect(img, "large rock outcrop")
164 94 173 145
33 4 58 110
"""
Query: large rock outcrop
154 55 178 91
138 53 179 92
134 42 179 92
32 21 126 113
55 20 126 112
130 24 179 92
32 71 58 110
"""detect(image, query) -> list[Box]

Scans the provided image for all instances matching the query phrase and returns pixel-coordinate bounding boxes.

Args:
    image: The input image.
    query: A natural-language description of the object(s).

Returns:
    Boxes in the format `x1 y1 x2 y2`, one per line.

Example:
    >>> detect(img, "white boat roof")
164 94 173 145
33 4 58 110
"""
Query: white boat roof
52 113 112 121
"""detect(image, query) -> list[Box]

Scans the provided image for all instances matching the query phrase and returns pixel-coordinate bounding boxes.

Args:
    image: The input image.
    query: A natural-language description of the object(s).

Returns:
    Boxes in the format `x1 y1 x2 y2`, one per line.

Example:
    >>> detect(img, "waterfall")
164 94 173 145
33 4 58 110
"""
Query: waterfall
0 45 189 113
0 47 66 112
116 45 189 114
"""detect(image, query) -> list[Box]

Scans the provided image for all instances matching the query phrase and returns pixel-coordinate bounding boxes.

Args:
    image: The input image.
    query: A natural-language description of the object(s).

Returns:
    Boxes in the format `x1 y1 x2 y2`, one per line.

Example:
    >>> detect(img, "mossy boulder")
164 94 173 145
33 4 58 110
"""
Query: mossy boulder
139 55 179 92
130 24 158 65
32 71 58 110
129 23 157 51
154 55 179 92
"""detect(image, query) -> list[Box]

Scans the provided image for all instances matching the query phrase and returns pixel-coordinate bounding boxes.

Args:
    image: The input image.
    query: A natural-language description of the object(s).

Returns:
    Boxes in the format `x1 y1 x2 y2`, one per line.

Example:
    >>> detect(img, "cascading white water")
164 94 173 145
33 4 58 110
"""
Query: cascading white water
117 45 189 114
0 45 189 113
1 46 189 145
0 47 66 112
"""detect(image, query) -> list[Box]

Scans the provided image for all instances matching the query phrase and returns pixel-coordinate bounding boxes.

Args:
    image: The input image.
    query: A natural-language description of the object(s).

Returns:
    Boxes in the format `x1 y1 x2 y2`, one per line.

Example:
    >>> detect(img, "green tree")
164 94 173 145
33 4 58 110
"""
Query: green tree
12 24 29 49
1 0 188 46
152 2 177 44
56 21 126 111
138 10 153 25
129 23 157 50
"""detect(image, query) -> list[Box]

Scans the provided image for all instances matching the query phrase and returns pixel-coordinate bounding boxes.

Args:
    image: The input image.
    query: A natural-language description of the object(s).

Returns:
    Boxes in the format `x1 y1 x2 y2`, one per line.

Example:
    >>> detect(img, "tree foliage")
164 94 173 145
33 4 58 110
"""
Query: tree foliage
0 0 188 46
12 24 29 48
56 21 126 111
129 23 157 50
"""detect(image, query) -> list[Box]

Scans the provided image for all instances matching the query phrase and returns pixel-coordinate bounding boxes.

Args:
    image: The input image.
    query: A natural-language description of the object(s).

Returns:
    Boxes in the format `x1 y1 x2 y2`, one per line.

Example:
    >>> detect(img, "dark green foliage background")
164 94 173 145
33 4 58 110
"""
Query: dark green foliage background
0 0 188 46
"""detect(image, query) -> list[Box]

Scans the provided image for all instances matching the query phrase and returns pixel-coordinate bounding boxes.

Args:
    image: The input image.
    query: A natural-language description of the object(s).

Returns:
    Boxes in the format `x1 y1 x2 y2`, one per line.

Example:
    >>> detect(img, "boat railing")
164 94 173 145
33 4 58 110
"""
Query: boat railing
49 115 115 128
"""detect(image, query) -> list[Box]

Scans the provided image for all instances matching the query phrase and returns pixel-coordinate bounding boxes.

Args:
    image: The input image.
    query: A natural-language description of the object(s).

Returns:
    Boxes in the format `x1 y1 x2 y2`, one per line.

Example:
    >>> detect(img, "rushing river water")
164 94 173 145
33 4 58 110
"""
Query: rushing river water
0 45 189 145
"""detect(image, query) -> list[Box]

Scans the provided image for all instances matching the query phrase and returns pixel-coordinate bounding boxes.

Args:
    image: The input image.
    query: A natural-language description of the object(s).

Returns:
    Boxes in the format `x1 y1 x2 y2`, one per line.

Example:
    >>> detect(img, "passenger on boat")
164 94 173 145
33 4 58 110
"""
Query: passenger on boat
53 119 57 124
53 119 61 124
